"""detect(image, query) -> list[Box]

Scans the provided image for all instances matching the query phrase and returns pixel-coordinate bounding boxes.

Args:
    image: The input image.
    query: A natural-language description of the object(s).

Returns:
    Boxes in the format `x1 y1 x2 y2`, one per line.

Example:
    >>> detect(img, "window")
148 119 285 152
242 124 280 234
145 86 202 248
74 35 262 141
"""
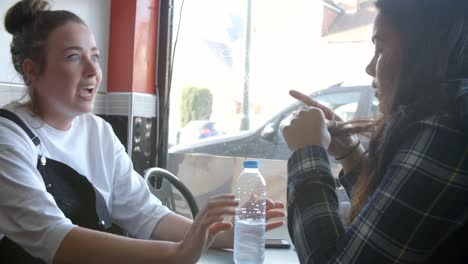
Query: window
315 91 361 121
167 0 377 240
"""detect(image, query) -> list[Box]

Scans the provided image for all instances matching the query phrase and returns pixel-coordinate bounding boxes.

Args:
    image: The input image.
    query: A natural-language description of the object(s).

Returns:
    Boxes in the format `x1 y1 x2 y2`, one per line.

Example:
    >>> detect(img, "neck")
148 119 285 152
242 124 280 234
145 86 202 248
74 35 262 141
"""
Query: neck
42 112 74 131
29 103 76 131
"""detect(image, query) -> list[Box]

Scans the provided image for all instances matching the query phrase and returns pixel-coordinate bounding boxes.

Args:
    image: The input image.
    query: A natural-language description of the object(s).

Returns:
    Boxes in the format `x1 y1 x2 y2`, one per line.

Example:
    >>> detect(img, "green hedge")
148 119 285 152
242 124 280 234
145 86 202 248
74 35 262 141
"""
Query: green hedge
180 86 213 127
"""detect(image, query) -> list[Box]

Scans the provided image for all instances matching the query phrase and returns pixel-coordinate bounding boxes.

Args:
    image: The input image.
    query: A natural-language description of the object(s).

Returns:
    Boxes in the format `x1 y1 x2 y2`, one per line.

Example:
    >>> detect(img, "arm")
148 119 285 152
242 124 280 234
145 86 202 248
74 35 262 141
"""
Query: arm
55 194 240 264
0 132 77 263
0 140 189 264
0 124 237 264
340 144 366 174
54 227 182 264
108 133 172 239
338 146 367 197
288 117 468 263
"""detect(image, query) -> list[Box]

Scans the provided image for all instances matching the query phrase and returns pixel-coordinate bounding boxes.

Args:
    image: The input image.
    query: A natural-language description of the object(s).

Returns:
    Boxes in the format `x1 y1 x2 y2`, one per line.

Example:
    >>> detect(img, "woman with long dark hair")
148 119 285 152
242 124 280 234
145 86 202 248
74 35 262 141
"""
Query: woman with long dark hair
282 0 468 263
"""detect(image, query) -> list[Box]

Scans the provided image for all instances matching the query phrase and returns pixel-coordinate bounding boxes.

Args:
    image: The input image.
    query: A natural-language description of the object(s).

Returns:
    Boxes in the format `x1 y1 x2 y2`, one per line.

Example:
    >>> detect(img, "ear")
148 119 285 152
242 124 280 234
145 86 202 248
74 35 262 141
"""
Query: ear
22 59 40 84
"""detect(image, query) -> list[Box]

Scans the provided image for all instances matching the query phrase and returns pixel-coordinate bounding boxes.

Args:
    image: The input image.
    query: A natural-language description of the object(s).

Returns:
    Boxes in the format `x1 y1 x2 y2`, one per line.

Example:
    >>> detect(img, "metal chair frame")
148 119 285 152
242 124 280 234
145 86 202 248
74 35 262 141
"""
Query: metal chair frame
143 167 199 218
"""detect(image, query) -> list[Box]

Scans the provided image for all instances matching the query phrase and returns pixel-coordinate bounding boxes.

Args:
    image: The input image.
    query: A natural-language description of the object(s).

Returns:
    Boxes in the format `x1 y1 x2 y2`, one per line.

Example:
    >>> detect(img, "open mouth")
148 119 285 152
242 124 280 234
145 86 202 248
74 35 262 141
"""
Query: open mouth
374 89 380 100
78 87 94 98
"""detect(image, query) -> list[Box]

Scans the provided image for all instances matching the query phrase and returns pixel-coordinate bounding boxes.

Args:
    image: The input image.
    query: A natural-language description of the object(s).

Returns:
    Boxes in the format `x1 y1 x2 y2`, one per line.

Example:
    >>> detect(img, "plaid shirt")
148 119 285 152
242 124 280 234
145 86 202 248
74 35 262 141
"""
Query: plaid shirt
287 114 468 263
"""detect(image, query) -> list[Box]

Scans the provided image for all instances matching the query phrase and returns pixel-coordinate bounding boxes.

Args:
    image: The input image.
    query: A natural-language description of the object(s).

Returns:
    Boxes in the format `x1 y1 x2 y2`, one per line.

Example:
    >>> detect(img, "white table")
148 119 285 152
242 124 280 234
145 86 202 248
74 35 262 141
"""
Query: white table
198 247 299 264
197 226 299 264
198 227 299 263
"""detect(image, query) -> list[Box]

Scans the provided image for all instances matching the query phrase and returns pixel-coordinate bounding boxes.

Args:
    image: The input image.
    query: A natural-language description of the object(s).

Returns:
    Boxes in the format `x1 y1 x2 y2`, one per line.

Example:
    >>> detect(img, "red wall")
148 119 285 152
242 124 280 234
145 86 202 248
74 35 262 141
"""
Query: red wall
108 0 159 94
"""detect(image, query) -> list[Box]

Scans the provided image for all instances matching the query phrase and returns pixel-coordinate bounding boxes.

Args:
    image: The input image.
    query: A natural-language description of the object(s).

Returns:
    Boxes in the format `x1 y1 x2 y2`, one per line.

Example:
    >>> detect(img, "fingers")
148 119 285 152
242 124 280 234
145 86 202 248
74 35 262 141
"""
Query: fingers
289 89 343 122
289 90 317 106
182 194 239 255
266 199 285 211
292 106 343 134
200 197 286 236
210 193 236 200
281 106 331 151
208 222 233 236
289 90 327 113
265 199 286 231
195 194 238 229
204 196 238 216
266 210 286 221
290 106 324 121
205 194 238 209
266 221 285 232
326 119 338 132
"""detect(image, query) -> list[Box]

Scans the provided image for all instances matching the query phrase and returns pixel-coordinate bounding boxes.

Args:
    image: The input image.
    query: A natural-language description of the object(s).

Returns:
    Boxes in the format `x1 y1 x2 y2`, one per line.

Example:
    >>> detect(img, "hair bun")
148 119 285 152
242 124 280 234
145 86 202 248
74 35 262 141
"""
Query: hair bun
4 0 51 35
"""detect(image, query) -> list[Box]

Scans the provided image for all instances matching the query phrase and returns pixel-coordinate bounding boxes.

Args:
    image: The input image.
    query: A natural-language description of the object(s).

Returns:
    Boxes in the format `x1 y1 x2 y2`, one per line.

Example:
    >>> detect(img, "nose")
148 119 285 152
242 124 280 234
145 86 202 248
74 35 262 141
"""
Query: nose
366 55 376 77
84 57 100 78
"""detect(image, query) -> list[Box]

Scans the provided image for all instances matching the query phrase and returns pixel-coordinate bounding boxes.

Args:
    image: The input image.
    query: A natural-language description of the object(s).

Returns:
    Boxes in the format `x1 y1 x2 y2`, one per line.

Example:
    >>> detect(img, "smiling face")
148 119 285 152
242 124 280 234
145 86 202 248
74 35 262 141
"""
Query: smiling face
366 13 401 115
31 22 101 120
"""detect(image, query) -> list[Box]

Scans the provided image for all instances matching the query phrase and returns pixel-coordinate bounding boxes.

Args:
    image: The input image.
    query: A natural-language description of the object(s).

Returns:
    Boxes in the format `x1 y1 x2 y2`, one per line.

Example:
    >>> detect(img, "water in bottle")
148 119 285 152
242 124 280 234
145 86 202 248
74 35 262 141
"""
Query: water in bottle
234 160 266 264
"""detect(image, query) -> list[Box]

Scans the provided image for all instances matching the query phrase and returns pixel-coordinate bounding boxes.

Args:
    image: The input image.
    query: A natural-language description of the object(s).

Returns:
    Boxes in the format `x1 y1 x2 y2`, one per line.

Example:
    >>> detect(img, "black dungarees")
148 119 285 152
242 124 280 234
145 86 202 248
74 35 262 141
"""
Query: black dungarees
0 109 124 263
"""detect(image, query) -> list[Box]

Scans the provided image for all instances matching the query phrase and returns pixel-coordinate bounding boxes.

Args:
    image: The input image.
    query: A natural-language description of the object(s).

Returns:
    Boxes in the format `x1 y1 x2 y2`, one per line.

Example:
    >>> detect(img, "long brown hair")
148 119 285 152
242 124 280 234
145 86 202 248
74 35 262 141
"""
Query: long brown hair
4 0 85 114
346 0 468 221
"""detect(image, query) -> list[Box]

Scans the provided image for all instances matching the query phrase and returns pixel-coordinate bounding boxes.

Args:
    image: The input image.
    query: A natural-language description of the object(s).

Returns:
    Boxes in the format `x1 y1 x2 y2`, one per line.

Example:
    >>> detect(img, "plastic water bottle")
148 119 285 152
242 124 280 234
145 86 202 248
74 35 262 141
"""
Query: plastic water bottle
234 160 266 264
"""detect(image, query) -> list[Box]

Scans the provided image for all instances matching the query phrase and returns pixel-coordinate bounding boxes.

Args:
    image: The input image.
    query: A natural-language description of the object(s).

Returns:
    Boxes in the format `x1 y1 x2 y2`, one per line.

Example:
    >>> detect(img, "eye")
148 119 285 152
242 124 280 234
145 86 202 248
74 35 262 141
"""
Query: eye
66 54 79 61
91 54 100 62
374 41 383 54
375 46 383 54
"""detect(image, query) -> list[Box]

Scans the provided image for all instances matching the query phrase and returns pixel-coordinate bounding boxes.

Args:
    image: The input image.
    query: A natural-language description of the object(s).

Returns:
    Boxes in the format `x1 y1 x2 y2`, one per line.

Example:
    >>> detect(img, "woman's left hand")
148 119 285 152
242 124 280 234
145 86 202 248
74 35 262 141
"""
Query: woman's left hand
288 90 359 159
211 198 285 248
281 106 331 152
265 198 286 231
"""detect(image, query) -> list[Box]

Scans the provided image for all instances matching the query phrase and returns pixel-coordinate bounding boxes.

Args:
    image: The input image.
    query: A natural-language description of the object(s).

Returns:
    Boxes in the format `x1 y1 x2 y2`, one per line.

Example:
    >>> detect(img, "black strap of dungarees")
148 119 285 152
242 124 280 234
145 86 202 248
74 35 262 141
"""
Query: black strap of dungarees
0 109 40 146
0 109 122 234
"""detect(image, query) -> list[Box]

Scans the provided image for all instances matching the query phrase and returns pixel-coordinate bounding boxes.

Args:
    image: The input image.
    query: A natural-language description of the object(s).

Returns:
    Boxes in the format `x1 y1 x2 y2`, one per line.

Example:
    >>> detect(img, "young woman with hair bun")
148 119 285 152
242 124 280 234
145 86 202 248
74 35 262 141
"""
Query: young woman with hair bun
0 1 285 263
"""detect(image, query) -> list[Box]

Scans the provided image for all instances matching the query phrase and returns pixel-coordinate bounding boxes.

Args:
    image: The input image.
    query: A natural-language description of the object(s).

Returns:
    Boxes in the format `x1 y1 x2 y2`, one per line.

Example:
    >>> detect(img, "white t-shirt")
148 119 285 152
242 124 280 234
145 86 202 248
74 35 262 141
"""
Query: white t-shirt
0 103 171 263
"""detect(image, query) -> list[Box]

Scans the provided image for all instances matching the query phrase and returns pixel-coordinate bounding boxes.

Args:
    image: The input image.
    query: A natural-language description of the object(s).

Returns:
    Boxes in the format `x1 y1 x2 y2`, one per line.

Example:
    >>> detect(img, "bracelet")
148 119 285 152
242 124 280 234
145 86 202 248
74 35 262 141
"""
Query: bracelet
347 150 368 173
335 139 361 160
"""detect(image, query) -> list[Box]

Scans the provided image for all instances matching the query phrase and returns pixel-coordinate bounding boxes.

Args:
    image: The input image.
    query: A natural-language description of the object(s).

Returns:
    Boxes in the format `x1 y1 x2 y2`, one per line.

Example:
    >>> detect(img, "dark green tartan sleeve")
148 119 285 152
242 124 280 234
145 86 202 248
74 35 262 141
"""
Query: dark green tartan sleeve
287 115 468 263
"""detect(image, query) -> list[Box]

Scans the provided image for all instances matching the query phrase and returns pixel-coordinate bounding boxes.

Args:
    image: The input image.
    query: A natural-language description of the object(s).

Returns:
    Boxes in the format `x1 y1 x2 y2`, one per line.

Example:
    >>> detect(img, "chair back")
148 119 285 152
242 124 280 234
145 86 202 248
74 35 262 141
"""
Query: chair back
143 167 199 219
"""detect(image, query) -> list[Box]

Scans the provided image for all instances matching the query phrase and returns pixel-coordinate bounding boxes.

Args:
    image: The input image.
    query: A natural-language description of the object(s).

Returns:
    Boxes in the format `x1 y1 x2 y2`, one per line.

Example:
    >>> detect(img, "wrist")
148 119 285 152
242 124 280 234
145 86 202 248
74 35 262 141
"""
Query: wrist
211 229 234 249
334 139 361 160
341 145 366 174
174 241 194 264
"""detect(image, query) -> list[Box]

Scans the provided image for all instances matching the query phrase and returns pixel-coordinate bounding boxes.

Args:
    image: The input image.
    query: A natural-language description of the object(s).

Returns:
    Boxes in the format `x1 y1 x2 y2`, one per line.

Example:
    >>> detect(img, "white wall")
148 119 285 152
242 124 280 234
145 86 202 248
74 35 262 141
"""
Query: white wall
0 0 111 91
0 0 24 84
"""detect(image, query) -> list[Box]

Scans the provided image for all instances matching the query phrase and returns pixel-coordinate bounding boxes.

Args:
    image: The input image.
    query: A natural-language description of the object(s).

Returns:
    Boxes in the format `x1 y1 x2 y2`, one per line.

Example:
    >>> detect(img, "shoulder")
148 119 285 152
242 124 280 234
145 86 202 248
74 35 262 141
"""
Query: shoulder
417 113 464 135
76 113 123 150
407 113 466 148
77 113 115 137
401 113 465 145
0 104 38 158
392 113 467 172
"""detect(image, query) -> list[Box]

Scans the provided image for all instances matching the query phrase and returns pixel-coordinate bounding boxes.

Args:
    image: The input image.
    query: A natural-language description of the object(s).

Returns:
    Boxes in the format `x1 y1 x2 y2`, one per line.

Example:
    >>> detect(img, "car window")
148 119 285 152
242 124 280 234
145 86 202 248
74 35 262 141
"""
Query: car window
334 103 358 121
314 91 361 121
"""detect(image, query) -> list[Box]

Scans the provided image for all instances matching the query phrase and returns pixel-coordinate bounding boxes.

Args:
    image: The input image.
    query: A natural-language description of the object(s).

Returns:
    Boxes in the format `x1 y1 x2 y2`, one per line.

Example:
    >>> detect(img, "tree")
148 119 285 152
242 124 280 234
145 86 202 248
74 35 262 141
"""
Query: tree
180 87 213 127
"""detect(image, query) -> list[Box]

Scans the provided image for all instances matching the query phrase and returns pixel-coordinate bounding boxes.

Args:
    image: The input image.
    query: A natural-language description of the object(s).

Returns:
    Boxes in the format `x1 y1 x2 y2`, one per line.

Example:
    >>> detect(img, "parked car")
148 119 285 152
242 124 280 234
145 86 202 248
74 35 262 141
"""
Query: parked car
177 120 221 145
169 82 378 175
